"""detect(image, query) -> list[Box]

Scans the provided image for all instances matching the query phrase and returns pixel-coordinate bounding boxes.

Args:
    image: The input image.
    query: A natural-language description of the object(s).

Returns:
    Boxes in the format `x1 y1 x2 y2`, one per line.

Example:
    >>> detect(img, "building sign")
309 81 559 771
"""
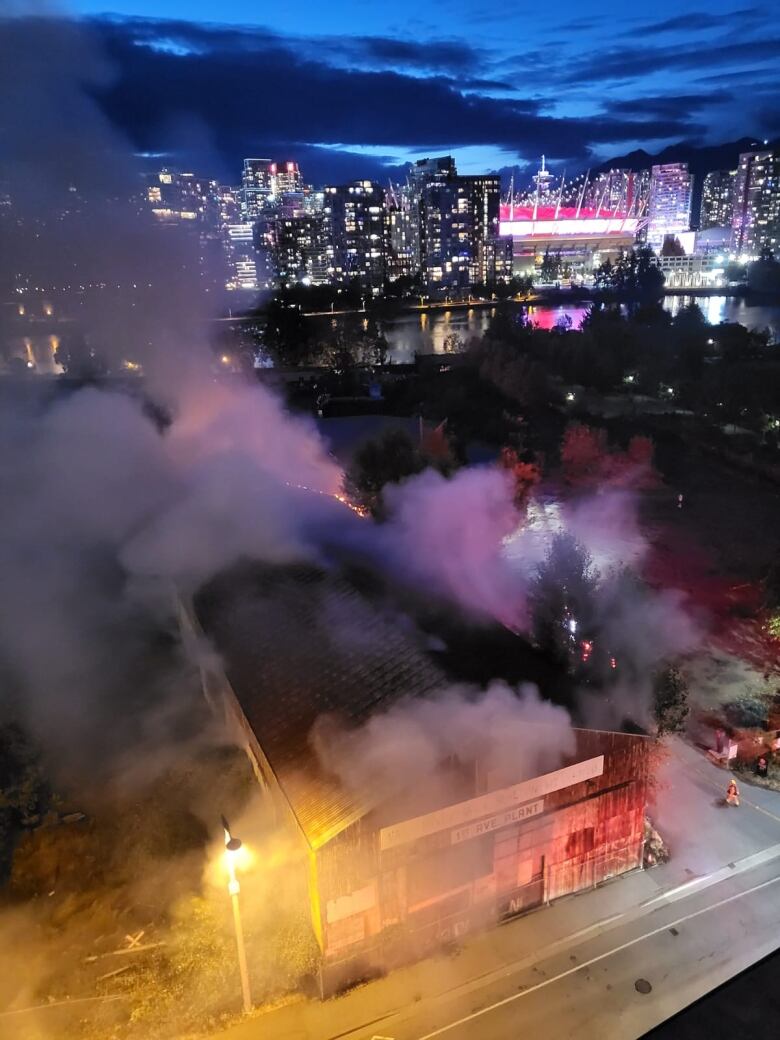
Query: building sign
450 798 544 845
380 755 604 851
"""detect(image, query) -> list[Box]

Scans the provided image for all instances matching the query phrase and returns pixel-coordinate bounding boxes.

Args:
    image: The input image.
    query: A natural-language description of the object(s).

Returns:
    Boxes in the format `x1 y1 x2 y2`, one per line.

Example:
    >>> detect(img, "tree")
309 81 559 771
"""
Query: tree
344 429 434 517
54 331 108 378
747 246 780 294
263 293 313 366
593 258 614 292
660 235 685 257
763 546 780 611
499 447 541 512
595 248 665 302
539 250 562 284
653 666 689 735
560 423 608 483
529 533 599 668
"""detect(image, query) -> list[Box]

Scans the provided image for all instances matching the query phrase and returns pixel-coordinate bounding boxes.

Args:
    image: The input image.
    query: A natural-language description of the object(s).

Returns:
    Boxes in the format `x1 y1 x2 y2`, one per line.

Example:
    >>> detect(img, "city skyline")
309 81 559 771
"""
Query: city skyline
45 3 780 182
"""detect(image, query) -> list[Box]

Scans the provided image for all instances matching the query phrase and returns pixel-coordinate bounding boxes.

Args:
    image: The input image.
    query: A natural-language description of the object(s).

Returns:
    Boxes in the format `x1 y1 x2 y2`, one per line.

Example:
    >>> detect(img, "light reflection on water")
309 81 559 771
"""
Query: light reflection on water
381 296 780 362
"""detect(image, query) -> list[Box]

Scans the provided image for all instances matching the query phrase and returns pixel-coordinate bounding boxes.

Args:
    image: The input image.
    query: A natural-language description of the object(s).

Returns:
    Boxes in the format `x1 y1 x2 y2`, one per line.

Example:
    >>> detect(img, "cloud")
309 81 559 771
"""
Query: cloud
626 8 765 37
81 15 700 176
561 36 780 84
604 91 731 119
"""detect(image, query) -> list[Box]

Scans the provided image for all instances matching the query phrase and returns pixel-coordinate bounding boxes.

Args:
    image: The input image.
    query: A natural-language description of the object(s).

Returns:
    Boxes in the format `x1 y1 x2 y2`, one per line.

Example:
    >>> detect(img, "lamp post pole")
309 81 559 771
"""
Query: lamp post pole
222 817 252 1014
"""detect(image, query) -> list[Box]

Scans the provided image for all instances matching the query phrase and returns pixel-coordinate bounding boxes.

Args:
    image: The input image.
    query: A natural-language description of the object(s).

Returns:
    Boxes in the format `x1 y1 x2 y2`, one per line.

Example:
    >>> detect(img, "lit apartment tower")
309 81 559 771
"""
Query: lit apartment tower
386 184 421 281
699 170 736 230
273 213 329 285
242 159 304 218
646 163 693 250
731 151 780 255
322 181 387 290
418 171 501 291
145 170 219 225
242 159 275 218
217 184 243 225
224 223 259 291
274 161 303 196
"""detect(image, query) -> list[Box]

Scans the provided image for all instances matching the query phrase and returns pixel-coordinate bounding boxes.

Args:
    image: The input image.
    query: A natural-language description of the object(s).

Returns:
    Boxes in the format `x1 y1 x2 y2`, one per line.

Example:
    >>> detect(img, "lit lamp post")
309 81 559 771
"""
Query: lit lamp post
221 815 252 1014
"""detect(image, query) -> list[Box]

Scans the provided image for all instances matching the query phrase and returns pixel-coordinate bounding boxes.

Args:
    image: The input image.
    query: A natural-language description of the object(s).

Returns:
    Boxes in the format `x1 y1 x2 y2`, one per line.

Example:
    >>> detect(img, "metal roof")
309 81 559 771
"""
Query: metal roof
195 561 446 849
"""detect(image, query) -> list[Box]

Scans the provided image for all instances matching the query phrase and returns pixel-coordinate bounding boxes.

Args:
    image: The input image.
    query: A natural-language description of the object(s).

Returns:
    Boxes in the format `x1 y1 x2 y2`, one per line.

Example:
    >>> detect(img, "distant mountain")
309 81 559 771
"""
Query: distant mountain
595 136 780 228
594 136 779 178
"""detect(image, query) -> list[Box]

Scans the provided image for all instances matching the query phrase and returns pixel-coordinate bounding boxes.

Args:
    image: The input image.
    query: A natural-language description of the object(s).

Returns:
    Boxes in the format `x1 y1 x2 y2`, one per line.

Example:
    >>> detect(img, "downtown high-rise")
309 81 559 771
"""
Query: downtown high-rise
699 169 736 230
322 181 387 290
414 159 501 291
731 150 780 256
242 159 304 219
646 163 693 250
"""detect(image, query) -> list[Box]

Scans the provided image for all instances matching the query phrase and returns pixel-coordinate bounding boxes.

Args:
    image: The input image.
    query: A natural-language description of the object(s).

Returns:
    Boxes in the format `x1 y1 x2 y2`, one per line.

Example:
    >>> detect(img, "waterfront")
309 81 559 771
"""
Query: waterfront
380 296 780 362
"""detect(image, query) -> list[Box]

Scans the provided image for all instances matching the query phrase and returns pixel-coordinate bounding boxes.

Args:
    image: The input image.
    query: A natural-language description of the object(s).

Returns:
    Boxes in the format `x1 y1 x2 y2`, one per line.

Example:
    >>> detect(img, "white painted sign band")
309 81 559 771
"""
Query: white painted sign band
450 798 545 845
380 755 603 851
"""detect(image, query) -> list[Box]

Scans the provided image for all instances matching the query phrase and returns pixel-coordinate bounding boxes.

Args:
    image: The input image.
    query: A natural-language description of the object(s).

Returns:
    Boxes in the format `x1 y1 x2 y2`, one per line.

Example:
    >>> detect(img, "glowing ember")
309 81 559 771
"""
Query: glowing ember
285 481 369 517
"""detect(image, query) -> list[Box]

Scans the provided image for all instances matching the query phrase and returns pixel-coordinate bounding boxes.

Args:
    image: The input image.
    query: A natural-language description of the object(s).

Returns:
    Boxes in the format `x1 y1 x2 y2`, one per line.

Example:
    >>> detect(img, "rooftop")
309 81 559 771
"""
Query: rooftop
195 561 446 848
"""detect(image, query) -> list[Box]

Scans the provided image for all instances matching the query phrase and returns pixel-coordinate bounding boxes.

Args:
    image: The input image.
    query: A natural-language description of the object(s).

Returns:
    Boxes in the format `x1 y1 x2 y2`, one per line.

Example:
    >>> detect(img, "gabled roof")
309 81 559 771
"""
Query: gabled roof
195 561 446 848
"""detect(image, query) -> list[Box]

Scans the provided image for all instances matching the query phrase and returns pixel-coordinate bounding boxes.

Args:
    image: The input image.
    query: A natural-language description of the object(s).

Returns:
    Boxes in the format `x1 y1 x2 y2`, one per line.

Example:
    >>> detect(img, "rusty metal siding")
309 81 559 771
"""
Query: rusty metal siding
315 734 650 970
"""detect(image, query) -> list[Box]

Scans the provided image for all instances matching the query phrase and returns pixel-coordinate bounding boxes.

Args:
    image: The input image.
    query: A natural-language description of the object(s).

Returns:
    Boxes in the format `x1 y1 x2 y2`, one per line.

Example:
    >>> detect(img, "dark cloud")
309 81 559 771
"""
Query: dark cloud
561 36 780 83
625 8 764 36
694 66 780 85
334 35 483 74
604 91 730 119
74 14 698 178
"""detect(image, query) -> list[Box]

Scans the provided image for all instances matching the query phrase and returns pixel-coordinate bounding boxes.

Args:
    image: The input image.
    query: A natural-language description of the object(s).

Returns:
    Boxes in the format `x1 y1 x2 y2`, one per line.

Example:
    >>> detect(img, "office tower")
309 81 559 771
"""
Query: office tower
646 163 693 250
322 181 387 290
731 150 780 255
700 169 736 230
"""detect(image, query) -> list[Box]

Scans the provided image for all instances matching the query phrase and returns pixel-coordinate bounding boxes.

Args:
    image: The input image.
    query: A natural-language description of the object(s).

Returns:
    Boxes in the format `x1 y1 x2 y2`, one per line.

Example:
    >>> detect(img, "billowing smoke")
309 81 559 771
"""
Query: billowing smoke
377 466 526 626
0 6 214 376
311 681 576 810
0 5 347 779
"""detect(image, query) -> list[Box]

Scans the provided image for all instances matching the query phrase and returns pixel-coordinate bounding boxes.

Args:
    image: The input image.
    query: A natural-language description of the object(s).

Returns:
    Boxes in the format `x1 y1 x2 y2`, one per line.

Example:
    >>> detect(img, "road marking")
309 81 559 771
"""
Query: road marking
641 842 780 908
414 872 780 1039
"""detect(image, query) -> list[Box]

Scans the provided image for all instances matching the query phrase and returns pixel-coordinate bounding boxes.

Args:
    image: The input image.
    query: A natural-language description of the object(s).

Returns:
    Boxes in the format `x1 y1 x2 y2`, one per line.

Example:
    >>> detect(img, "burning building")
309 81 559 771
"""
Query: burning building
183 561 651 993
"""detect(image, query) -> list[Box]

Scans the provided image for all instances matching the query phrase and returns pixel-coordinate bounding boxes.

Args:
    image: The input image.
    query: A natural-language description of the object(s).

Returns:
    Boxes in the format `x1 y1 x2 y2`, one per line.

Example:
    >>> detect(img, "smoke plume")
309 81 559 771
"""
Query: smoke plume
311 681 576 810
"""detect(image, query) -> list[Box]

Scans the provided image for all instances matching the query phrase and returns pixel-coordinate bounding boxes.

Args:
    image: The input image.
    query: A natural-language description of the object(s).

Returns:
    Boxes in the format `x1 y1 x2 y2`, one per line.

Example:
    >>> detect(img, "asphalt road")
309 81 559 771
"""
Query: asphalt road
368 855 780 1040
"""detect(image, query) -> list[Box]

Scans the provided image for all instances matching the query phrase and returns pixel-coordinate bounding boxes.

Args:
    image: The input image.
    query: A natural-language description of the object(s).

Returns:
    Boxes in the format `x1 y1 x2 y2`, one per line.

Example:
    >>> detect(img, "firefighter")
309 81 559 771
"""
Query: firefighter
726 778 740 806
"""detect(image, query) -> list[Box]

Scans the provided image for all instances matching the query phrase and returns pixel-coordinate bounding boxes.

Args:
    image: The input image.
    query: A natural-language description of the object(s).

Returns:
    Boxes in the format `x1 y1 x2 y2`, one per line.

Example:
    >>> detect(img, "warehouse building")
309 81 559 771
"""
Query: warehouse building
183 561 651 993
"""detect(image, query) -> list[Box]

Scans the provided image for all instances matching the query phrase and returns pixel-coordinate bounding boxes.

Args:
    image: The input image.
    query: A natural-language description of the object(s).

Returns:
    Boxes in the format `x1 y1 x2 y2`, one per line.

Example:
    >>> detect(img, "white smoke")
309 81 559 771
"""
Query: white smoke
311 681 576 807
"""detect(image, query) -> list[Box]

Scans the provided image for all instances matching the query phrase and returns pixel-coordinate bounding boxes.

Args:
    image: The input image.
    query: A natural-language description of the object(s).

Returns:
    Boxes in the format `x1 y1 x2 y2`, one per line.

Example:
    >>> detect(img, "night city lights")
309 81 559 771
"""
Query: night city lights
1 3 780 1040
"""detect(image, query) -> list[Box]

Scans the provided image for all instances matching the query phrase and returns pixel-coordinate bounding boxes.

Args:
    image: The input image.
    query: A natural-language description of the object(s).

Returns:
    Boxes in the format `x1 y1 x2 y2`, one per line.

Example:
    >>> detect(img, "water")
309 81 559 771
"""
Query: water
380 297 780 363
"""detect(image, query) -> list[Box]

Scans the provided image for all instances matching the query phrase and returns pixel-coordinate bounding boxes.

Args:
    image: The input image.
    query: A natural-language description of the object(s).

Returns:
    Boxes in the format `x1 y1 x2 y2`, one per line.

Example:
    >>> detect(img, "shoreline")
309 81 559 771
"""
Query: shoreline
210 287 780 324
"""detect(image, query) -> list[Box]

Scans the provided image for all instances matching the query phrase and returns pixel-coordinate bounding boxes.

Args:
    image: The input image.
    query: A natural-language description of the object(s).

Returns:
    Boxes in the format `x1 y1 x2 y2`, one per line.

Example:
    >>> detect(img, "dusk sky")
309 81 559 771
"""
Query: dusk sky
64 1 780 182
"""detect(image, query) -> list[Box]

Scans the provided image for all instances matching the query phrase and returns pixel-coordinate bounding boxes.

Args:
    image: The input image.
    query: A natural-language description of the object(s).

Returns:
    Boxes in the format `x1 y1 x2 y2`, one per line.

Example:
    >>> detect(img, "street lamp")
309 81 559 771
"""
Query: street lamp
221 815 252 1014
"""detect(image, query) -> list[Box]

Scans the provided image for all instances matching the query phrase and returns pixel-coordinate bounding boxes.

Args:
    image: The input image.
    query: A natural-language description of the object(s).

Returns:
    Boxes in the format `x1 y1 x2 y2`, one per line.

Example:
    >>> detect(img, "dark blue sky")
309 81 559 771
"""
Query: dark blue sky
68 1 779 183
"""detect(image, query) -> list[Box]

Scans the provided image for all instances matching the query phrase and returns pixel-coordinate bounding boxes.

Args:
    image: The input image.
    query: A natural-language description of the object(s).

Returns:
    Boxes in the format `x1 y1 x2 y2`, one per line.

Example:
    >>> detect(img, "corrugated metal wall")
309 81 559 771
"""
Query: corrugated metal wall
316 732 649 976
